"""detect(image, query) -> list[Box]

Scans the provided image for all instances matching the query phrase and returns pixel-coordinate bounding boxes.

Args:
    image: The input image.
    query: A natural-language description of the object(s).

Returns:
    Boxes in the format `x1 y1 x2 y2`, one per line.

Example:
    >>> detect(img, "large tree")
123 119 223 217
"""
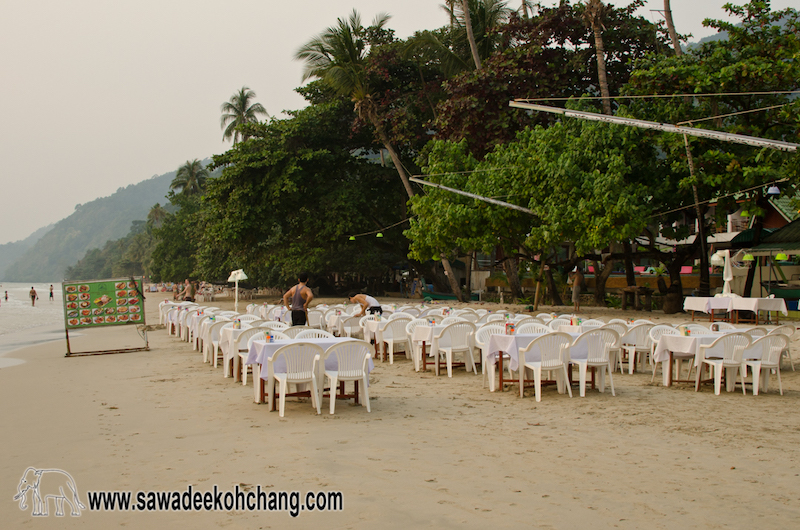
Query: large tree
220 86 269 144
296 10 415 199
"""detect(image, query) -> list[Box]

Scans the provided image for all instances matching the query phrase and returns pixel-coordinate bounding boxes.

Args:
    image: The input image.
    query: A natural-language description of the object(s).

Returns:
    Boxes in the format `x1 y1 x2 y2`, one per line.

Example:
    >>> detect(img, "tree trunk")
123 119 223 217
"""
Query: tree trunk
440 253 465 302
592 257 615 306
623 240 636 286
462 0 482 70
503 258 523 301
663 0 682 56
684 134 710 296
586 1 612 115
545 267 564 306
465 250 474 293
533 260 545 310
743 197 765 297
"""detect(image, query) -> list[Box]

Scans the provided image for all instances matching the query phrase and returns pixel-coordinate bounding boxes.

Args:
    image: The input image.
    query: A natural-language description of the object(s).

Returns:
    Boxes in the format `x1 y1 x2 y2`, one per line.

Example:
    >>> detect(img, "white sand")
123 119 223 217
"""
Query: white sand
1 298 799 527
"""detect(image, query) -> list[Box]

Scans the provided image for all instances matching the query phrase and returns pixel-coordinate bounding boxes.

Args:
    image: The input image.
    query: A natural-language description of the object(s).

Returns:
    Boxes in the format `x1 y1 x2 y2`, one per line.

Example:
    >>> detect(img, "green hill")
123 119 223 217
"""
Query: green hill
0 224 55 279
1 169 180 282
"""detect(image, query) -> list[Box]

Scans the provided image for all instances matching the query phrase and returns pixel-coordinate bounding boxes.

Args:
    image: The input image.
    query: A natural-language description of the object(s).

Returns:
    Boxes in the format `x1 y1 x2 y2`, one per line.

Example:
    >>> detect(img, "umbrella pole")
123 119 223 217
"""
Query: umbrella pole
235 279 239 313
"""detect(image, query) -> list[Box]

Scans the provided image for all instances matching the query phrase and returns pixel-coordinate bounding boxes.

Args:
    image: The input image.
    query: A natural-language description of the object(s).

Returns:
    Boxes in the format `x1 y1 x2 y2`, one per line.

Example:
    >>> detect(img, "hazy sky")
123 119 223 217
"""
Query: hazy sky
1 0 793 245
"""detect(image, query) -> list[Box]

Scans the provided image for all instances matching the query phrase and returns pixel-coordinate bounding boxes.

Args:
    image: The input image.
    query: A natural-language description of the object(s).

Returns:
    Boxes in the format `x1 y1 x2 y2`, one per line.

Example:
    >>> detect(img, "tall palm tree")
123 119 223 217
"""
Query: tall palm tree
410 0 511 77
170 159 209 197
220 86 269 144
296 10 415 199
663 0 682 56
582 0 612 115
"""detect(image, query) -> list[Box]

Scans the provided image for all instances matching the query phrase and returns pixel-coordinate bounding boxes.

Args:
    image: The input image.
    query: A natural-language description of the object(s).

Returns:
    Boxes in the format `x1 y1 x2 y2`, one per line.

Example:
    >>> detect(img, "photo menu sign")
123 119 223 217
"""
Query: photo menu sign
62 278 145 329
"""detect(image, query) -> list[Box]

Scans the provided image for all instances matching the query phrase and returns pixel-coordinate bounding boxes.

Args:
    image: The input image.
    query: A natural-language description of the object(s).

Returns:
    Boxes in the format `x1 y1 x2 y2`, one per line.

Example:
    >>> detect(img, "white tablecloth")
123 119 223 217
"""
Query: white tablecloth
731 298 788 315
487 333 583 372
220 325 253 372
683 297 733 314
245 337 374 403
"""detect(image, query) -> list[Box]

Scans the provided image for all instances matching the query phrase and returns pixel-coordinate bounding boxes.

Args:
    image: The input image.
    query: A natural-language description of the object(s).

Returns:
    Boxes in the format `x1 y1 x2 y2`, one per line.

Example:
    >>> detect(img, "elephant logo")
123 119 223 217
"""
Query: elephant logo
13 467 86 517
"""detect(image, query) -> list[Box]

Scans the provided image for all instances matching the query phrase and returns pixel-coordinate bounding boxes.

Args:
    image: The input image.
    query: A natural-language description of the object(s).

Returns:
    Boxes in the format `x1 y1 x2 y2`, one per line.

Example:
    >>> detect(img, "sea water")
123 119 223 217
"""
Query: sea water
0 282 66 361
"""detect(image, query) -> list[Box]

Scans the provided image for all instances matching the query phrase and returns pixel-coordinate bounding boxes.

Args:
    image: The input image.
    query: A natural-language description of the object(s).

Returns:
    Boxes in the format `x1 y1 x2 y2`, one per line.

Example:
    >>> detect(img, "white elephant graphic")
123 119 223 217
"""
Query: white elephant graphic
13 467 86 517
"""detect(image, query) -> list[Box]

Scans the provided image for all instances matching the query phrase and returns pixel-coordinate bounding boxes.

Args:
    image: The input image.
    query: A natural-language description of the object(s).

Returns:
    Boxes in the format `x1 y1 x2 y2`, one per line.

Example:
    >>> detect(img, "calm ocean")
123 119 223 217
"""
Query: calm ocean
0 282 66 361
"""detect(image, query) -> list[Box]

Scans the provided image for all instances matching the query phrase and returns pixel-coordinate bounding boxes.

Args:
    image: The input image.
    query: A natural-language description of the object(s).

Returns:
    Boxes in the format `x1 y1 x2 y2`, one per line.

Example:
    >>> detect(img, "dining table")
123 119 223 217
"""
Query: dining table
245 337 374 404
486 332 584 392
683 297 733 322
653 329 743 386
219 324 255 377
410 323 447 373
730 298 788 325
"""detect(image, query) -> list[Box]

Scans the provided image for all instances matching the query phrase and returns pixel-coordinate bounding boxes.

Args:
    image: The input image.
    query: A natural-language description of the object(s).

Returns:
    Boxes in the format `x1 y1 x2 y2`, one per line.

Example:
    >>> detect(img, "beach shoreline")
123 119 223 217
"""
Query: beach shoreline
2 297 799 527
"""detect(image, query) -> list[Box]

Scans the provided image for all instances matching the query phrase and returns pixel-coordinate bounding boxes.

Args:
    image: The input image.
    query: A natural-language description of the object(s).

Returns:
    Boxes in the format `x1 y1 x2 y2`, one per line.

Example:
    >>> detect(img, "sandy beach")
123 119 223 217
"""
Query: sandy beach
2 297 799 528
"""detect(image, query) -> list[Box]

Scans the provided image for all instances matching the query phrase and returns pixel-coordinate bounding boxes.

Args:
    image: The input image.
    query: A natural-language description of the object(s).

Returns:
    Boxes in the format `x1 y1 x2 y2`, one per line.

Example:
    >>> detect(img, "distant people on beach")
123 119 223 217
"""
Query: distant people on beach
283 272 313 326
4 291 7 302
49 285 54 301
349 292 382 316
30 287 38 307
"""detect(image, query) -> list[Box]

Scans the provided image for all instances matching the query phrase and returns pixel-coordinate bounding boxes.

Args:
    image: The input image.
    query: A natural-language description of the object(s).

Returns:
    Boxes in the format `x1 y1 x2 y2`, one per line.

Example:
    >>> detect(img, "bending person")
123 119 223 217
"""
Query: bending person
349 292 382 316
283 272 314 326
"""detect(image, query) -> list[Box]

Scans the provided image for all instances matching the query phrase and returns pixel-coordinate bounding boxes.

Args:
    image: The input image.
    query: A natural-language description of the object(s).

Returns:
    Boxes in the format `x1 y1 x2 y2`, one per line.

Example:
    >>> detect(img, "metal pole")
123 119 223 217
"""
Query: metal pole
408 177 534 215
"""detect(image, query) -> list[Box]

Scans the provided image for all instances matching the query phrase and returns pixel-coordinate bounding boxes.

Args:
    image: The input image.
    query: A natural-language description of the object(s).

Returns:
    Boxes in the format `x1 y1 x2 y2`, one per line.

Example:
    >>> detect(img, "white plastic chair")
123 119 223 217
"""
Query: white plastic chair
457 312 479 323
405 319 429 371
744 334 788 395
767 325 795 370
474 323 506 388
695 332 751 395
536 313 554 322
379 318 412 364
648 325 680 382
267 342 323 417
389 312 413 320
206 321 234 366
432 322 477 377
227 327 265 380
516 322 551 334
580 319 605 330
238 314 260 323
548 318 571 331
685 324 714 335
518 332 573 401
322 341 372 414
486 314 505 323
441 316 468 325
608 319 628 326
283 326 309 339
744 327 767 339
259 321 289 331
241 331 290 386
401 307 420 317
619 323 654 374
296 329 334 339
306 310 325 329
358 315 379 337
571 329 618 397
341 316 363 339
633 319 655 325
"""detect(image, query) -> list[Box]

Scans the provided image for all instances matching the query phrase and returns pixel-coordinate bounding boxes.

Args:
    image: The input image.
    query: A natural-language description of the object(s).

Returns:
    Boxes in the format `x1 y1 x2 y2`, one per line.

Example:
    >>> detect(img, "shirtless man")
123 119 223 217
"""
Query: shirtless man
283 273 314 326
30 287 37 307
348 292 382 317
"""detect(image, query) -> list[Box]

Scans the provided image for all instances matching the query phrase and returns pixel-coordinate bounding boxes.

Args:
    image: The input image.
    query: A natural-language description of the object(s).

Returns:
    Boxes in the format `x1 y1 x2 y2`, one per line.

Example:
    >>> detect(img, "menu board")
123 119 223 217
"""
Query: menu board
62 278 145 329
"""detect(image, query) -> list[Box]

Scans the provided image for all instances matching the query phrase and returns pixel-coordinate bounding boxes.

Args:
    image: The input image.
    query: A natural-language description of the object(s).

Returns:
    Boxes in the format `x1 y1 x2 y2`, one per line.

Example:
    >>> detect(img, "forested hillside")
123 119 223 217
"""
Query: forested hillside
1 170 179 282
0 224 54 279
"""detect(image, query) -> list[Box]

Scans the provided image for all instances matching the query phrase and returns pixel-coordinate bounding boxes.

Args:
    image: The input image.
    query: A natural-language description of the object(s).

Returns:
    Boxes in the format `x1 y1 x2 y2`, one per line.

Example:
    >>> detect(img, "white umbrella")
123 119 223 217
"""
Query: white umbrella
722 250 734 296
227 269 248 313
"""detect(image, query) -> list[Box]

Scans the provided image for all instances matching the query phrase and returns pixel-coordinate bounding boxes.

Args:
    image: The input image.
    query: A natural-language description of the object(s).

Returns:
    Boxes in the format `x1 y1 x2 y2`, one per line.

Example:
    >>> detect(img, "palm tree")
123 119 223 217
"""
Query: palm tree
296 10 415 199
147 203 169 229
663 0 682 56
581 0 612 115
170 159 209 197
220 86 269 144
409 0 511 77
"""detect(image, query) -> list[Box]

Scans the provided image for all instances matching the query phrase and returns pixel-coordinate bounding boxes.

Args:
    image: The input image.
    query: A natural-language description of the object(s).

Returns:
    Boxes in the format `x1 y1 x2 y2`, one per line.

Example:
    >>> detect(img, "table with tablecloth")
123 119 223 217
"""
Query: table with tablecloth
410 324 448 372
219 325 256 377
245 337 373 403
683 297 734 321
486 332 583 391
730 298 787 324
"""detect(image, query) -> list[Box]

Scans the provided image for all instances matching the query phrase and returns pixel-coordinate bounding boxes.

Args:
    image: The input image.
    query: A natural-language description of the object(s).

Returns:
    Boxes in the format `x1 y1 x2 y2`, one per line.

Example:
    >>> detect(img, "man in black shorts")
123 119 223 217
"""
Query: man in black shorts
283 273 314 326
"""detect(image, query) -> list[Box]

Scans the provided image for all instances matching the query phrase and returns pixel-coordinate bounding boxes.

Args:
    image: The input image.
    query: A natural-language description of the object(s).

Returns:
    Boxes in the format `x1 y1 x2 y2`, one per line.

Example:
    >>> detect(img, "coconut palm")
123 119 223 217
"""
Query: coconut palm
296 10 415 199
170 159 209 197
408 0 511 77
147 203 169 229
220 86 269 144
581 0 612 115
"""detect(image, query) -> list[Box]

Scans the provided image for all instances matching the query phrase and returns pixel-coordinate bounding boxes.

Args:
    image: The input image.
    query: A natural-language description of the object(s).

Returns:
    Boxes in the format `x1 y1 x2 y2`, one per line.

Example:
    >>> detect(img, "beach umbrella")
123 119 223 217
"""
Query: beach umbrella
722 250 734 296
227 269 248 313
